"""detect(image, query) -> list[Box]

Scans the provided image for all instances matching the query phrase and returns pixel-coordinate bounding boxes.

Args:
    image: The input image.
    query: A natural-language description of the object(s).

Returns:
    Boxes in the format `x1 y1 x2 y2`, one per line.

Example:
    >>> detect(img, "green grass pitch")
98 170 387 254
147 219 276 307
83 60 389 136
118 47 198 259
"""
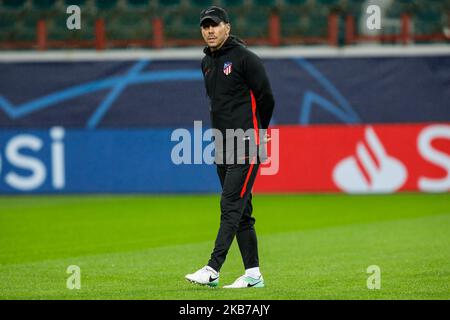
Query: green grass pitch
0 193 449 299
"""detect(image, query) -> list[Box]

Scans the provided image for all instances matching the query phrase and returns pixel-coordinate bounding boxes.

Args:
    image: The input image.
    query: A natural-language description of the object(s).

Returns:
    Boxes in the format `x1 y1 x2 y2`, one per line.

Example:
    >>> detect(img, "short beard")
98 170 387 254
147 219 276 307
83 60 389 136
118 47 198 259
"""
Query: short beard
210 36 228 51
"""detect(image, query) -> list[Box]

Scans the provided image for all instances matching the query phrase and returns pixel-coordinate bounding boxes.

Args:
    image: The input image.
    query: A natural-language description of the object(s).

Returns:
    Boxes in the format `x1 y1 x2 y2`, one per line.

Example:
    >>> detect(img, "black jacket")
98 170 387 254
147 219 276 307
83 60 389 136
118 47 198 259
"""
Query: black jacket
201 35 275 150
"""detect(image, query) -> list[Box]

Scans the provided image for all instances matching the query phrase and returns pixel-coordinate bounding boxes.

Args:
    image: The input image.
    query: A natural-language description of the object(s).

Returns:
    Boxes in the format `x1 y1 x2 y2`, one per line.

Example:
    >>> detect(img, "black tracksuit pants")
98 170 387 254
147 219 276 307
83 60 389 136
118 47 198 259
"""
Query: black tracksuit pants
207 162 260 272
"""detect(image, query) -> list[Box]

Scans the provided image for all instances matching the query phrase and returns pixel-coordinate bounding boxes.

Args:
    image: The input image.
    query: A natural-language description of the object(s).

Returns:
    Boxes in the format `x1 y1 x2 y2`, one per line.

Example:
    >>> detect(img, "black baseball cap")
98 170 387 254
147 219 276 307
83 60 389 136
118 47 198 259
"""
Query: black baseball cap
200 6 229 26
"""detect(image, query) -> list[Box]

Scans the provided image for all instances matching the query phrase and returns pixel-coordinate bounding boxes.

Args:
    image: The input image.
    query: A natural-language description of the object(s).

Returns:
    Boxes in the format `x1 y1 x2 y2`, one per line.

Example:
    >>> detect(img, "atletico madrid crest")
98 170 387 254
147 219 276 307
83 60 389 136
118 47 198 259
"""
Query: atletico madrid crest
223 62 232 75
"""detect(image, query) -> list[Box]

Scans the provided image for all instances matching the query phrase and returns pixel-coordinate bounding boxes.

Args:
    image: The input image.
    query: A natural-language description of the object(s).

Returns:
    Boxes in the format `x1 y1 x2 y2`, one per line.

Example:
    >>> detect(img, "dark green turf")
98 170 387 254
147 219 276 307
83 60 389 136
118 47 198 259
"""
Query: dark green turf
0 193 449 299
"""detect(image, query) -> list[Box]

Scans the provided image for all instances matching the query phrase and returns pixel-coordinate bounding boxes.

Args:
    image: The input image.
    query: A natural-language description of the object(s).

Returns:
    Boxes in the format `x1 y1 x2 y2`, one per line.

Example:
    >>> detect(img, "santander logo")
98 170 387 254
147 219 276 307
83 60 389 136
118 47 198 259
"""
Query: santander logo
333 127 407 193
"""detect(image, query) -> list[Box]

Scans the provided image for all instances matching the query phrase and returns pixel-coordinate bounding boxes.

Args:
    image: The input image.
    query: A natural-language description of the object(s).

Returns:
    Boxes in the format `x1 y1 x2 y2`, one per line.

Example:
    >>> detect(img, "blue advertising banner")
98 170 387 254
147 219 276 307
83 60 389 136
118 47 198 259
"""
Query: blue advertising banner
1 56 449 129
0 127 220 194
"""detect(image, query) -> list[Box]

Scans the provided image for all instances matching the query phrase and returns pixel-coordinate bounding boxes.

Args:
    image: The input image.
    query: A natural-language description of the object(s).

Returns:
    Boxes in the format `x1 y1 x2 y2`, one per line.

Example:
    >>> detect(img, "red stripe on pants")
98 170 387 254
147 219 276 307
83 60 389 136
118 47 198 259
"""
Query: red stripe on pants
240 161 255 198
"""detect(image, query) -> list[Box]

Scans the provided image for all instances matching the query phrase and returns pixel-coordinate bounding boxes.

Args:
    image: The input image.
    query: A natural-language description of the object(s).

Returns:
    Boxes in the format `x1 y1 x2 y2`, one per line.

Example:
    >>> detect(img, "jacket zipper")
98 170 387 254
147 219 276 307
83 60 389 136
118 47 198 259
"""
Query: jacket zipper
211 55 219 104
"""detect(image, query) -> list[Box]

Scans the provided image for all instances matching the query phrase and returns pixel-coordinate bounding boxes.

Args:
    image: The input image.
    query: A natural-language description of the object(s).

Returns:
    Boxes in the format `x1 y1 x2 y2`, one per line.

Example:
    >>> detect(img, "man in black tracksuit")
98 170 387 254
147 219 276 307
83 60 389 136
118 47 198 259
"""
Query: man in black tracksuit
185 6 275 288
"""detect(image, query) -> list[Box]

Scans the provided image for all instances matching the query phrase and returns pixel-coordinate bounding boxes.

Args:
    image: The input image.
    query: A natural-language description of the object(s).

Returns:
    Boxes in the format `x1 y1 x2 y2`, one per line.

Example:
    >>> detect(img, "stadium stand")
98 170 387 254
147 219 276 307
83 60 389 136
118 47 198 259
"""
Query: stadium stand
0 0 448 49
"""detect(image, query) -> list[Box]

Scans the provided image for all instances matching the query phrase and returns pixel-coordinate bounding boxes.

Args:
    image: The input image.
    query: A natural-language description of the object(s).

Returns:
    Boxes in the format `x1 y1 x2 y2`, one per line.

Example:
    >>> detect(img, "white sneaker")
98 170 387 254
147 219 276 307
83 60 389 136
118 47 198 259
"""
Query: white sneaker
223 275 264 288
185 266 219 287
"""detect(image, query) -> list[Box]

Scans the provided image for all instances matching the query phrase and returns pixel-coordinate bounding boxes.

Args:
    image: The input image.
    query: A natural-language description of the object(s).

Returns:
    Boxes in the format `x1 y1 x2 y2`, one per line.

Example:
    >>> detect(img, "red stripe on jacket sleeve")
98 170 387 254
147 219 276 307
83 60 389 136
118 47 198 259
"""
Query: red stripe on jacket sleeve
250 91 259 145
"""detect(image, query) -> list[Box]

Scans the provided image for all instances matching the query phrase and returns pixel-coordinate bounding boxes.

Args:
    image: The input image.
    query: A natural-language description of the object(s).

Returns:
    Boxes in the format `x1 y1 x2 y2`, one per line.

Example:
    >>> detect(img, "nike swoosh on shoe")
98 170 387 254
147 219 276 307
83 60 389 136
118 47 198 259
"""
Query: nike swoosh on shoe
209 275 219 282
247 281 261 287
